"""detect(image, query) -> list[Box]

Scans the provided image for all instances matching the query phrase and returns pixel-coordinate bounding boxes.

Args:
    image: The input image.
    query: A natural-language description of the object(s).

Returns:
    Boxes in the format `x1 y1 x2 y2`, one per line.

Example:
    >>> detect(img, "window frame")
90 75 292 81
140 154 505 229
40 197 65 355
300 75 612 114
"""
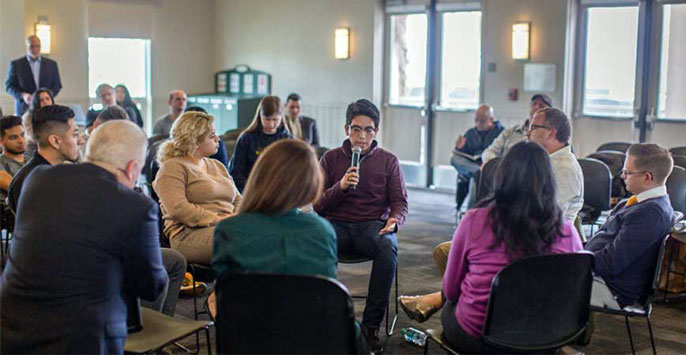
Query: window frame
435 9 483 113
653 1 686 122
574 2 641 121
385 11 430 109
87 36 153 129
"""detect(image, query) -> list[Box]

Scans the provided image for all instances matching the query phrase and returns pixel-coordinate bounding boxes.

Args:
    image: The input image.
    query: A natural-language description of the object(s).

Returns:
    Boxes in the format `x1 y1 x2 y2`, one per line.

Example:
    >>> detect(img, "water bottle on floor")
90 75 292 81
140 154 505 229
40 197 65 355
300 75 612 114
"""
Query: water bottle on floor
400 327 428 346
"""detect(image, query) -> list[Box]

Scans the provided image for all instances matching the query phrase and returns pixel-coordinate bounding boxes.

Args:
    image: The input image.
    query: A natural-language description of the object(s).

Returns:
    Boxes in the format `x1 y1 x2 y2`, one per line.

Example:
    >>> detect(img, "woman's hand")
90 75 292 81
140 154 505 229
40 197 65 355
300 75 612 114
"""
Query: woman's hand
214 212 233 224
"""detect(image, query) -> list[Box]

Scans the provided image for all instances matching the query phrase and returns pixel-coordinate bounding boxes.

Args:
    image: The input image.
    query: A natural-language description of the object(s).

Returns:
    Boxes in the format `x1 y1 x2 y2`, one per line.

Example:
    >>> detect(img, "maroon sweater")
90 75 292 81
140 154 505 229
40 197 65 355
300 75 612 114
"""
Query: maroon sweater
314 140 408 229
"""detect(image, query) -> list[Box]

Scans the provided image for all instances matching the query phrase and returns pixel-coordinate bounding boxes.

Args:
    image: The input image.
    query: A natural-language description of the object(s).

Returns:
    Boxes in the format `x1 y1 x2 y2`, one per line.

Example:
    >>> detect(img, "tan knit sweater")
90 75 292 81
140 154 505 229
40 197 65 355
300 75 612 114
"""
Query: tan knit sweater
153 157 241 239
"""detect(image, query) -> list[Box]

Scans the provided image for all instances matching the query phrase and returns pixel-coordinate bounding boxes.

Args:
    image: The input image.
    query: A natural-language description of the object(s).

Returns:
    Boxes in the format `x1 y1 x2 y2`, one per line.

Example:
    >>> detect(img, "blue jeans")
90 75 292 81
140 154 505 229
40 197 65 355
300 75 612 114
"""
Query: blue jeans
331 220 398 330
451 154 480 208
450 154 480 182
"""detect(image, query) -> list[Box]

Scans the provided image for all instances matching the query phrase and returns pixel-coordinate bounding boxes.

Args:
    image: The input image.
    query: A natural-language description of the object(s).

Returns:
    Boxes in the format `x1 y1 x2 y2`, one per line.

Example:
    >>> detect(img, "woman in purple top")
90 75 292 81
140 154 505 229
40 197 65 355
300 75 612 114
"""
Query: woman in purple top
441 141 583 353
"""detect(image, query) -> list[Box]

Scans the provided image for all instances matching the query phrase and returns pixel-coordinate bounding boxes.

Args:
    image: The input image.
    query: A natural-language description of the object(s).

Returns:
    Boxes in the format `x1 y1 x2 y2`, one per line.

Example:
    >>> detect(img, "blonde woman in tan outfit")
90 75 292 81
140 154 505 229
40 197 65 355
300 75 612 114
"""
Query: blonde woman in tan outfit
153 111 241 265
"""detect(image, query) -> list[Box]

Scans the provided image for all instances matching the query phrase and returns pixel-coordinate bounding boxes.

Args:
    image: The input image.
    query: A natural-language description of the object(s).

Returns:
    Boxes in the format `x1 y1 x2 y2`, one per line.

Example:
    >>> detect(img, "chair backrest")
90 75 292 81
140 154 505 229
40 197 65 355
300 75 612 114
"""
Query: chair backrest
221 128 243 161
669 146 686 156
144 134 170 184
578 158 612 212
476 158 500 204
643 235 671 314
672 155 686 170
666 166 686 213
597 142 632 153
587 150 629 198
216 273 357 354
482 252 594 352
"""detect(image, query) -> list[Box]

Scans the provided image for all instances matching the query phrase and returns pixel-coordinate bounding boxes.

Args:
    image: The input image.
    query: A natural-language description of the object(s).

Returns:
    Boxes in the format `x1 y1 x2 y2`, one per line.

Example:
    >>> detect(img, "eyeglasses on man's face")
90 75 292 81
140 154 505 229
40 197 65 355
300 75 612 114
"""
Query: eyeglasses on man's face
621 169 649 177
527 124 551 132
348 125 376 135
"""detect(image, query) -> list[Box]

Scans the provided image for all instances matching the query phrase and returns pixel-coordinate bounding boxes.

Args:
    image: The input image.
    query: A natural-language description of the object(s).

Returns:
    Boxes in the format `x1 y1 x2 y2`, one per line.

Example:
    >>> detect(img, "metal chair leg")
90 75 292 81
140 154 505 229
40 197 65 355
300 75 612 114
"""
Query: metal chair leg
664 238 677 302
206 327 212 355
424 338 430 355
625 316 636 355
386 261 399 336
647 316 657 355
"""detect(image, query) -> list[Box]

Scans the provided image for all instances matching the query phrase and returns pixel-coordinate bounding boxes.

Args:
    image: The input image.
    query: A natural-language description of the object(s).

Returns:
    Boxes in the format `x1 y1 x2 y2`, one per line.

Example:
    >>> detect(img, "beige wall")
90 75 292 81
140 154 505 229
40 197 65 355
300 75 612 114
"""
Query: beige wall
213 0 378 108
482 0 567 124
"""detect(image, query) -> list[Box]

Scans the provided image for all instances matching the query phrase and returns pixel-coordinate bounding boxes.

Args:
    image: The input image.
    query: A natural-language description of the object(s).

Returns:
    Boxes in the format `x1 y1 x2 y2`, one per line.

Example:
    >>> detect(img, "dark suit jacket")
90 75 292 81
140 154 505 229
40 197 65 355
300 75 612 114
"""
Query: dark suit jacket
4 56 62 116
300 116 320 147
0 163 168 354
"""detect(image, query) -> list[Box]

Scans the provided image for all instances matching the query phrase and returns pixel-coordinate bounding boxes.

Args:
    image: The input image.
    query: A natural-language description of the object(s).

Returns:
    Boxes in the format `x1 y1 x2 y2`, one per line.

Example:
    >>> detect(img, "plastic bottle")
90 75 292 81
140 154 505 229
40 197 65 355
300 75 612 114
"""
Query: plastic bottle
400 327 428 346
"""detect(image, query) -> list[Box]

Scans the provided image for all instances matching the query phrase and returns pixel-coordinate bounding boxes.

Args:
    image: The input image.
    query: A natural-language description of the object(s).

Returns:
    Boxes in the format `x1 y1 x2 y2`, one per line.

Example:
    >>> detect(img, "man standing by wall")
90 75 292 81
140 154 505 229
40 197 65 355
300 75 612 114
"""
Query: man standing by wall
315 99 408 353
153 90 187 136
5 35 62 116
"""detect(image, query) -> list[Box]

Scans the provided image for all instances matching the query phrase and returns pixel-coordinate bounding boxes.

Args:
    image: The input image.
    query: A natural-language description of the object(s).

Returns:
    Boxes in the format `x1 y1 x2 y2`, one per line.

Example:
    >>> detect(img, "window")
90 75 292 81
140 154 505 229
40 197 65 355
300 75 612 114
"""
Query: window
657 4 686 119
388 14 427 106
439 11 481 110
88 37 150 99
582 7 639 118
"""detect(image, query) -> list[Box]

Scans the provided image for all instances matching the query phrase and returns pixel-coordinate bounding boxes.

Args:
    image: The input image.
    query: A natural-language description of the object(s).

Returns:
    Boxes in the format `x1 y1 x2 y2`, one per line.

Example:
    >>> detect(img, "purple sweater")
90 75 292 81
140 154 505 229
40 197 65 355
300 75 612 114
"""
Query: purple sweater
314 140 408 228
442 207 583 337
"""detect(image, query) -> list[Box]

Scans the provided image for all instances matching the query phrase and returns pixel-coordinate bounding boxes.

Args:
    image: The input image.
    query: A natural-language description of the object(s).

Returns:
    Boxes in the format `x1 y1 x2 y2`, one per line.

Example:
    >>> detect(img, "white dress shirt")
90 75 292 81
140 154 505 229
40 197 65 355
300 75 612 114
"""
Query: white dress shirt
27 55 41 90
550 145 585 222
636 185 667 203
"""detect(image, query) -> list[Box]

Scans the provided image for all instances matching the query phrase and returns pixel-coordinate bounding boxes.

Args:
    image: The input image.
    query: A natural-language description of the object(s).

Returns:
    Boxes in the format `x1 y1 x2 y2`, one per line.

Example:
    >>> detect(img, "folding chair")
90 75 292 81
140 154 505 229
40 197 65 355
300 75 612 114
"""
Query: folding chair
590 235 670 355
216 273 359 354
425 252 594 354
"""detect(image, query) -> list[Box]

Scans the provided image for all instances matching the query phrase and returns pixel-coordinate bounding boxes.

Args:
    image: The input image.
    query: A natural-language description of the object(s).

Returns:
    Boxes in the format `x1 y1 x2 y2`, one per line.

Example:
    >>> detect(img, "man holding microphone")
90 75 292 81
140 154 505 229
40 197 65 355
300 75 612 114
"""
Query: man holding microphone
315 99 408 354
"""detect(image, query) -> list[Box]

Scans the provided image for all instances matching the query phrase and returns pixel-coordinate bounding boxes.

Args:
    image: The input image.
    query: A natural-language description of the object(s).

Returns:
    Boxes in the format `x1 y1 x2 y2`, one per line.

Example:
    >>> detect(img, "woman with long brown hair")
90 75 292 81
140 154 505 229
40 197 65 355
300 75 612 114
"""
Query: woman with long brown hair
228 95 290 192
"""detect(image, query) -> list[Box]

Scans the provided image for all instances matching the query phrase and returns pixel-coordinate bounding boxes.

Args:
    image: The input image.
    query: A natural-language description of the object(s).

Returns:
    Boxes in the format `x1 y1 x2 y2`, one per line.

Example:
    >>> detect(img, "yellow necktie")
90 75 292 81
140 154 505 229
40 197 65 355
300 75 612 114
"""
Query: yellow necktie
625 195 638 207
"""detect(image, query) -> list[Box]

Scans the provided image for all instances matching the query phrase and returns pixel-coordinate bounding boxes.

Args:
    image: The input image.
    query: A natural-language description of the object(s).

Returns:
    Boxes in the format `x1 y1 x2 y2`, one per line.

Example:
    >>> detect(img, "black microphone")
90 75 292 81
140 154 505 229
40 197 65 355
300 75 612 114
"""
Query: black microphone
350 146 362 190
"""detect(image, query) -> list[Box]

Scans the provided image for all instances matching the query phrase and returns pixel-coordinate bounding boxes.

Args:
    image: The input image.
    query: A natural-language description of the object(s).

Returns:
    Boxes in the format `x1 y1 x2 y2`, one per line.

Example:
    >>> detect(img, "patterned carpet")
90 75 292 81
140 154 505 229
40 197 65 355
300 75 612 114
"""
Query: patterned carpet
171 188 686 354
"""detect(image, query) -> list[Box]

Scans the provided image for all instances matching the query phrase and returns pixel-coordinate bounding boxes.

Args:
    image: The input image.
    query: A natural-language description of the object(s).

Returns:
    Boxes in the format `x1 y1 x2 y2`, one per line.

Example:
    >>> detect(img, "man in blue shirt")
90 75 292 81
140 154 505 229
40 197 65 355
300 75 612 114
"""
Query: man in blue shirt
585 143 674 309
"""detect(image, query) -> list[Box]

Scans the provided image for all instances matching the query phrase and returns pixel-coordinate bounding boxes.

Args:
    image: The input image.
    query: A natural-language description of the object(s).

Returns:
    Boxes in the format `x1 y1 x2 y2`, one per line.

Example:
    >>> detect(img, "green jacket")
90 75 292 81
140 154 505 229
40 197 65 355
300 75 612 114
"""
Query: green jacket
212 209 337 280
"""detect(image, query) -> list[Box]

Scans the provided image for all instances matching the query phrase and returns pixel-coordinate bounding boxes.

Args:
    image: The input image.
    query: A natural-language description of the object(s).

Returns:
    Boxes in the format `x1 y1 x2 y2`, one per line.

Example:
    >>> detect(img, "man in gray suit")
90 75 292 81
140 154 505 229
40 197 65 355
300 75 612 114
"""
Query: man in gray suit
1 120 168 354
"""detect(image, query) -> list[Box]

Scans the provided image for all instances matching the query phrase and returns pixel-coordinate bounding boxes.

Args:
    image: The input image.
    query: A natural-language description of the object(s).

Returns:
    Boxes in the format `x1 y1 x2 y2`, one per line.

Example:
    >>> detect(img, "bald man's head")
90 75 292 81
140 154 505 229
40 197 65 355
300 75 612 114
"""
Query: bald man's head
86 120 147 170
474 104 495 131
26 35 41 58
168 90 187 115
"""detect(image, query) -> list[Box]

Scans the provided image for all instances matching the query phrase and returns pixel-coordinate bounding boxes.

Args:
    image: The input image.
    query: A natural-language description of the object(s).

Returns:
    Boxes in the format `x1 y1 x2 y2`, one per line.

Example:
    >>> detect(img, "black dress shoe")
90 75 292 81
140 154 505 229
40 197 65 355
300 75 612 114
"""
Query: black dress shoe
362 326 386 354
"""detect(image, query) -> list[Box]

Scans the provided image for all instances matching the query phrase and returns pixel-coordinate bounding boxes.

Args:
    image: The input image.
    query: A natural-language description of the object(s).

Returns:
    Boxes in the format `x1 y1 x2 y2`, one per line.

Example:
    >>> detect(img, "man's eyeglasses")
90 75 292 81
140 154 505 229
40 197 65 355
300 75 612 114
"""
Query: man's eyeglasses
621 169 649 177
348 125 376 135
527 124 551 132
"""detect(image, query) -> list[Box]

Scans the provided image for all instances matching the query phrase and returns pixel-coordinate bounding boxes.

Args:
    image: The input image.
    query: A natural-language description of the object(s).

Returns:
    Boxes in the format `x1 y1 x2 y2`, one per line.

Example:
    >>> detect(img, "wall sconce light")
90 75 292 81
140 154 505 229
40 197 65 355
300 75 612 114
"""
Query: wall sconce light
35 16 51 54
335 27 350 59
512 22 530 60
